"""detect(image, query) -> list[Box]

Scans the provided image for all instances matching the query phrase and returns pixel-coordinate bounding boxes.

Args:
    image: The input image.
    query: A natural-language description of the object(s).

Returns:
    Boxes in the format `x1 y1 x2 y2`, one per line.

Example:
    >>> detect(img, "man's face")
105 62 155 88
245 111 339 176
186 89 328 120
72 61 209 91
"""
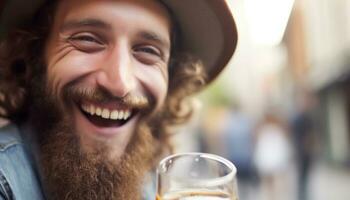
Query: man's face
44 0 171 158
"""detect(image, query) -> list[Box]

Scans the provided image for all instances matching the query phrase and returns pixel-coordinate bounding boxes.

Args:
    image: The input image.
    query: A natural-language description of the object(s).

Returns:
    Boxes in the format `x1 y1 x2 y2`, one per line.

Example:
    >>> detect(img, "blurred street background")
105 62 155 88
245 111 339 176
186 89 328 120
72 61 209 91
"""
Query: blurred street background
171 0 350 200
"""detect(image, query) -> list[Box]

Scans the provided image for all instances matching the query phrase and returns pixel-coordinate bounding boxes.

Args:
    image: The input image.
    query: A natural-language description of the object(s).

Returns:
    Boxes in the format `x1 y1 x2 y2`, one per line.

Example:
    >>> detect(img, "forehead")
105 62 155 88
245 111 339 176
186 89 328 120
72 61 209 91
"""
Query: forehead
52 0 172 33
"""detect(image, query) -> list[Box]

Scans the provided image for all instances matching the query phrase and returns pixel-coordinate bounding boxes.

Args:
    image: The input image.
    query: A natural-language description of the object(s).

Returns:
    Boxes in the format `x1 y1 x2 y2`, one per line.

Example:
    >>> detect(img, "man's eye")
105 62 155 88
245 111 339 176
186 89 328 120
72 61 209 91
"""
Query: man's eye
70 34 102 44
135 46 161 57
133 45 164 65
68 33 104 52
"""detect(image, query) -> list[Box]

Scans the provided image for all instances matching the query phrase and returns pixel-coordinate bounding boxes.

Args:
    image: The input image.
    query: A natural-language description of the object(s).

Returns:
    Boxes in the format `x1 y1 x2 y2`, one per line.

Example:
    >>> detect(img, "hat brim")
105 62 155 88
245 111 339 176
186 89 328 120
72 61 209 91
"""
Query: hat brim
162 0 238 84
0 0 237 85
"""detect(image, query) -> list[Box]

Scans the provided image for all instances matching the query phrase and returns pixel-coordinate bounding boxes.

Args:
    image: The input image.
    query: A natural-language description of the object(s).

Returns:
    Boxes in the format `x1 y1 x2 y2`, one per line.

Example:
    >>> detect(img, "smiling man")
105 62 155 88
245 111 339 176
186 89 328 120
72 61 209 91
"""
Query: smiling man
0 0 237 199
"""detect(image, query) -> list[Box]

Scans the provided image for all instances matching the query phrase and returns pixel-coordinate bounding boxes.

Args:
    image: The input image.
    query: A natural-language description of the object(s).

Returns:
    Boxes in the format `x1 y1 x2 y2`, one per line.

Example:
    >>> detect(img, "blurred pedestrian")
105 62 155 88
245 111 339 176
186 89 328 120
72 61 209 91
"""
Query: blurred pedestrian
291 91 317 200
253 111 292 200
221 103 257 200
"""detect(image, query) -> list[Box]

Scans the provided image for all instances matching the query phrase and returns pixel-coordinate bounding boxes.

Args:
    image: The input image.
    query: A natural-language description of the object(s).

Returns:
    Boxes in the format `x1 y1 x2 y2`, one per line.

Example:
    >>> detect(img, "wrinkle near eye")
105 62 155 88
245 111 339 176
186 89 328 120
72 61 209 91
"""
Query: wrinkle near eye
50 42 77 67
47 39 80 97
159 64 168 81
149 62 168 82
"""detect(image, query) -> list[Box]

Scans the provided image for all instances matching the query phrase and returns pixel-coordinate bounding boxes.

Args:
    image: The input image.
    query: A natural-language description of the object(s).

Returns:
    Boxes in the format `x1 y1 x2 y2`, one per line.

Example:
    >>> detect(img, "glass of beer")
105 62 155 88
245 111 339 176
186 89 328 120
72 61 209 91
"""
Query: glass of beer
156 152 238 200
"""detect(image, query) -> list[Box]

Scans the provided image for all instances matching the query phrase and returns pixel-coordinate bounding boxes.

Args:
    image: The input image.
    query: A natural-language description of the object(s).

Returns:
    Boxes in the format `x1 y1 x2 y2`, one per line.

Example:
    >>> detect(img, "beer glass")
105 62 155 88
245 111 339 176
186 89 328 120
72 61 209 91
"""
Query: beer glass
156 152 238 200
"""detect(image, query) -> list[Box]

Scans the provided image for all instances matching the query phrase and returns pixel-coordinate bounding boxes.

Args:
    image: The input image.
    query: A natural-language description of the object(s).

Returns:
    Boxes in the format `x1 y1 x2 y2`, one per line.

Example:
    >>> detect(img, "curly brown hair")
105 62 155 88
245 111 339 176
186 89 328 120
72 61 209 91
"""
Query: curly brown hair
0 1 207 155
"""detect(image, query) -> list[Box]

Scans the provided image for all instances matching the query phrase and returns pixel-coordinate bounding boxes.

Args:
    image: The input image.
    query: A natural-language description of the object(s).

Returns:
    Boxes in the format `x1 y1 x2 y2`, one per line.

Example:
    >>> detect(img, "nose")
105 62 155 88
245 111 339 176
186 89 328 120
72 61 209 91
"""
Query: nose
96 42 136 97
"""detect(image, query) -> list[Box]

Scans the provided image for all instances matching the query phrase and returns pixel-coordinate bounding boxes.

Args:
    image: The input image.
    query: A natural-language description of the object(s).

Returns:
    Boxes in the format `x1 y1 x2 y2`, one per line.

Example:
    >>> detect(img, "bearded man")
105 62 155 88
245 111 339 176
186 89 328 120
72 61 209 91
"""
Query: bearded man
0 0 237 199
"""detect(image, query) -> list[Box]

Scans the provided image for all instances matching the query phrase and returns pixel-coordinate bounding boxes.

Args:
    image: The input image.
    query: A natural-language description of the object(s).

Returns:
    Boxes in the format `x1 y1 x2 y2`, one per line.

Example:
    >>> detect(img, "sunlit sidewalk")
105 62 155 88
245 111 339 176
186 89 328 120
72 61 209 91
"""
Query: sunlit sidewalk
237 160 350 200
309 161 350 200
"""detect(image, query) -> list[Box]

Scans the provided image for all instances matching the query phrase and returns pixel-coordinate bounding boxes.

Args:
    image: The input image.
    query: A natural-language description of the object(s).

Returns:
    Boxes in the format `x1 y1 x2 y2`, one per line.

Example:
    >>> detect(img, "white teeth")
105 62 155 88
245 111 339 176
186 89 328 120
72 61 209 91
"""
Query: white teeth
90 105 95 115
110 110 119 120
101 109 110 119
118 111 124 120
124 111 131 120
82 105 89 113
81 104 132 121
95 107 102 116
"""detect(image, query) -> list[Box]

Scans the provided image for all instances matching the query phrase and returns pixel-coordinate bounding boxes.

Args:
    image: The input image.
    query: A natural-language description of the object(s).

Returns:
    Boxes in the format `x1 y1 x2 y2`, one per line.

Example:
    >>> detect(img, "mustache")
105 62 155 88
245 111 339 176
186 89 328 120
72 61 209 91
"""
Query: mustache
62 84 153 111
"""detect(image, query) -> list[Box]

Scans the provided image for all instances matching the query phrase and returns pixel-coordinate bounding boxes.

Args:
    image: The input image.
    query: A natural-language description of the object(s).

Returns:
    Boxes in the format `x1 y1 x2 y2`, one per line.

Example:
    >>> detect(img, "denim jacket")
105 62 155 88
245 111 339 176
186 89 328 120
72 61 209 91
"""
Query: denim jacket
0 124 44 200
0 124 156 200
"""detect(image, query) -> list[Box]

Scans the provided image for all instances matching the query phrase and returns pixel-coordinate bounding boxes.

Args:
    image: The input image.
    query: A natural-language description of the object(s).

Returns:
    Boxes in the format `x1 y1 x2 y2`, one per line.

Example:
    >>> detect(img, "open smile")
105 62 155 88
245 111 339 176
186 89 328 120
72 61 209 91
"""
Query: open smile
77 101 137 128
67 90 150 137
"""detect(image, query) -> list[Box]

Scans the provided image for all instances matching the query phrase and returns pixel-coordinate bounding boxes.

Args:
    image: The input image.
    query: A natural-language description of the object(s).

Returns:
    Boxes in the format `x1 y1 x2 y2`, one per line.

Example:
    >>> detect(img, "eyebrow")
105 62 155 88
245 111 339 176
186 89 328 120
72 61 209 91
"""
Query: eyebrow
138 31 170 50
60 18 112 32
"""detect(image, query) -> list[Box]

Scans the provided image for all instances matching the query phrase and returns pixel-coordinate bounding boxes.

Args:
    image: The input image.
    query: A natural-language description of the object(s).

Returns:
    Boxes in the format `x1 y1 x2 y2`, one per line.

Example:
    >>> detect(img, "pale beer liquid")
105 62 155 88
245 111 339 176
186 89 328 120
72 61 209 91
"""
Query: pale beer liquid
156 189 238 200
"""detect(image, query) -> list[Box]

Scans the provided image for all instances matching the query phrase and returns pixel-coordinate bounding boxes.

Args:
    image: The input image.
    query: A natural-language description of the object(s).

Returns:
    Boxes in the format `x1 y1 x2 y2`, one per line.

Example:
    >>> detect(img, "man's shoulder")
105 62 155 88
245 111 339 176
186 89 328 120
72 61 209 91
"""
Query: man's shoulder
0 123 45 200
0 123 28 170
0 123 22 152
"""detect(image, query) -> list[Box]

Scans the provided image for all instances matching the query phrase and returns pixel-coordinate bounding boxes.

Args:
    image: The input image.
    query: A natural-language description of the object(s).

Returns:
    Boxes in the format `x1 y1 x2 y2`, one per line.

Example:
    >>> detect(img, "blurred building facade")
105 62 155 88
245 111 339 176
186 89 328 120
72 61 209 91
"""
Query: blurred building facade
202 0 350 166
285 0 350 165
172 1 350 199
181 1 350 199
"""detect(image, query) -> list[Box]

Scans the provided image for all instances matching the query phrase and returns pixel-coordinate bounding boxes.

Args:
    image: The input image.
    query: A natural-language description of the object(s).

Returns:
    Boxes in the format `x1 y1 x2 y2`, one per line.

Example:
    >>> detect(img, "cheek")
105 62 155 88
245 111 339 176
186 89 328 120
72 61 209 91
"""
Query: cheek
46 52 103 94
135 66 168 109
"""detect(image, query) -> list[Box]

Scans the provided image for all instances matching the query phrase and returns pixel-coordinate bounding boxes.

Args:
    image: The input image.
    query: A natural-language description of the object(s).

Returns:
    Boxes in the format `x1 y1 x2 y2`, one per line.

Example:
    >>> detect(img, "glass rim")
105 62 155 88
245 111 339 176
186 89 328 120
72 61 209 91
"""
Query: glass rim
157 152 237 187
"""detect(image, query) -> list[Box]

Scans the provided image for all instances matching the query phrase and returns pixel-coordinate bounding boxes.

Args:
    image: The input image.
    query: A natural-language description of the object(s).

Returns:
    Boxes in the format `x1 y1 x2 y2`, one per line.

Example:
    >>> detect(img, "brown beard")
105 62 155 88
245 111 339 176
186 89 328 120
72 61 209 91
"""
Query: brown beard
39 121 157 200
28 74 160 200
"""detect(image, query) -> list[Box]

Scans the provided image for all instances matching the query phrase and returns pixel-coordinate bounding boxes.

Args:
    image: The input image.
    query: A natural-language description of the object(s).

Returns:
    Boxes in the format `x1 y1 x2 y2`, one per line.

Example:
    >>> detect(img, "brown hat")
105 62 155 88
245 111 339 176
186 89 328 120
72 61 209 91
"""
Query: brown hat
0 0 238 84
